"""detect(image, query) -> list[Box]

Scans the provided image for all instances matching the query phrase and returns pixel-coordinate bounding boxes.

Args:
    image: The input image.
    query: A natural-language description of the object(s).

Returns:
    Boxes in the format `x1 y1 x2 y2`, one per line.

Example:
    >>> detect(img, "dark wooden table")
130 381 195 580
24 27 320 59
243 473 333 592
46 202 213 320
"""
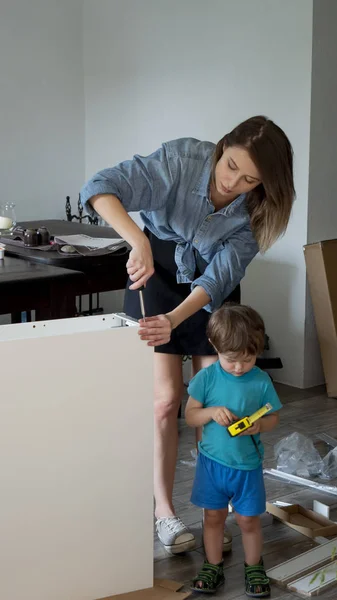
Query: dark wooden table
0 256 84 322
1 220 129 322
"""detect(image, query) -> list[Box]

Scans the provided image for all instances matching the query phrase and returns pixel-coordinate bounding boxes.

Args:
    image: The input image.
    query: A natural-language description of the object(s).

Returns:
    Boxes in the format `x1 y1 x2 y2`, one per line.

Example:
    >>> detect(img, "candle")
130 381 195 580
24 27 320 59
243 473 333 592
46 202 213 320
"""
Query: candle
0 216 13 229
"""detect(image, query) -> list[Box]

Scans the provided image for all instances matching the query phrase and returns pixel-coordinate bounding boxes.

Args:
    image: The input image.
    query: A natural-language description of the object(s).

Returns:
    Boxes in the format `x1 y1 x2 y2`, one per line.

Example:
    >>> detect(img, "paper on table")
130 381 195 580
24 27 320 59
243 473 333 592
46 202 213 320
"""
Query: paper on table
53 234 127 257
54 234 125 249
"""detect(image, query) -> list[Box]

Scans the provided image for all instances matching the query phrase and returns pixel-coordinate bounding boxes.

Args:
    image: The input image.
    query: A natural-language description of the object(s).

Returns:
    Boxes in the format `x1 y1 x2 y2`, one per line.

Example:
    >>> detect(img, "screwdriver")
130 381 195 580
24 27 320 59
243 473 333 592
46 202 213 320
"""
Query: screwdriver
139 286 146 321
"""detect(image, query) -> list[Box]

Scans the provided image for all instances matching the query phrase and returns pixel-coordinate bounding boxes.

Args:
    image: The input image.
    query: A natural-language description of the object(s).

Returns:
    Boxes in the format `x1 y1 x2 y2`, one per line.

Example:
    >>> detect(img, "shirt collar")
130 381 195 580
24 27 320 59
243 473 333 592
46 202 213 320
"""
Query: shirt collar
222 193 247 216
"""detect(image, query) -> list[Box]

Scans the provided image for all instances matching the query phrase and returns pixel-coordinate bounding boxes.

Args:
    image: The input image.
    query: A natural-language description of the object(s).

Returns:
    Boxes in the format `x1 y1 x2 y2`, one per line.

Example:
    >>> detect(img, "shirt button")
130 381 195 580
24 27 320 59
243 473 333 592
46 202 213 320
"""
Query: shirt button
206 216 212 221
194 239 198 244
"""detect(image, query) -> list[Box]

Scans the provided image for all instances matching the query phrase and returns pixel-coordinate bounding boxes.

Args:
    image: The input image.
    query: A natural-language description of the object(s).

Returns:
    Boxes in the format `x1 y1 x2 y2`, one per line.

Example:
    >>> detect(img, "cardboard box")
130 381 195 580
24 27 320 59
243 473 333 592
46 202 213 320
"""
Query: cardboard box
304 239 337 397
266 502 337 538
98 580 191 600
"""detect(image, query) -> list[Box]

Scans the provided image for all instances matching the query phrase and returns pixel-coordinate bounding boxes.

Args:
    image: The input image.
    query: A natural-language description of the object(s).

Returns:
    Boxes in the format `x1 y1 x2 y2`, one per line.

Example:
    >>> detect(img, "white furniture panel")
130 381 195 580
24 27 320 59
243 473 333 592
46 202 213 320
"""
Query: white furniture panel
0 314 153 600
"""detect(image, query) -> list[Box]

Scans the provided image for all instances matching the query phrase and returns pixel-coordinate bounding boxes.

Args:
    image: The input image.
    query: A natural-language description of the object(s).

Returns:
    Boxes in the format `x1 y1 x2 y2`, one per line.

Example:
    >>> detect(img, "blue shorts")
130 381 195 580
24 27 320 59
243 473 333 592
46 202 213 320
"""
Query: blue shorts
191 452 266 516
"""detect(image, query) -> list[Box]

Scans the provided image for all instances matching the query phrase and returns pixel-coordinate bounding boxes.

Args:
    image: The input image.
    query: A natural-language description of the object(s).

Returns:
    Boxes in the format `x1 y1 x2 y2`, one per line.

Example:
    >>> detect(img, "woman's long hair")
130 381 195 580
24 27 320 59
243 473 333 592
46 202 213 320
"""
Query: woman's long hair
212 116 295 252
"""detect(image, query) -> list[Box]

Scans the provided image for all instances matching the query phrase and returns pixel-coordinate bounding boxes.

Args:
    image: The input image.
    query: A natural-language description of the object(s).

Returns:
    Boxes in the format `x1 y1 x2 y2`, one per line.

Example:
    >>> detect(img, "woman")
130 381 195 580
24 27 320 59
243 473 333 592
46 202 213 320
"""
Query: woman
81 116 295 555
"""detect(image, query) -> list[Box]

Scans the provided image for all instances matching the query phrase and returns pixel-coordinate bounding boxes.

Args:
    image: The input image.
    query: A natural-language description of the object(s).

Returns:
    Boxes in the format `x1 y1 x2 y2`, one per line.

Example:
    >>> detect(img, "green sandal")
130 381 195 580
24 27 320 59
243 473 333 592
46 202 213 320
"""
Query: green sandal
245 559 270 597
190 560 225 594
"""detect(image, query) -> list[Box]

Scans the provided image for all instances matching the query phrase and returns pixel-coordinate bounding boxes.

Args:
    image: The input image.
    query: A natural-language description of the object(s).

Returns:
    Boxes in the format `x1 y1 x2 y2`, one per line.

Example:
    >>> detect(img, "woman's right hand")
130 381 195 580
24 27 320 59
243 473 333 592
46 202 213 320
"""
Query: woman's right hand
127 236 155 289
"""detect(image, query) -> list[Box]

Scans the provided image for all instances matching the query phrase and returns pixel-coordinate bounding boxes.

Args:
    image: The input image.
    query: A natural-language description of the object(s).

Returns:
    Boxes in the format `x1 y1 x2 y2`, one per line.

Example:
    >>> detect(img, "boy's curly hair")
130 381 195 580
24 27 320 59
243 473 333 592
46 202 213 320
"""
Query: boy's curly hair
207 304 265 357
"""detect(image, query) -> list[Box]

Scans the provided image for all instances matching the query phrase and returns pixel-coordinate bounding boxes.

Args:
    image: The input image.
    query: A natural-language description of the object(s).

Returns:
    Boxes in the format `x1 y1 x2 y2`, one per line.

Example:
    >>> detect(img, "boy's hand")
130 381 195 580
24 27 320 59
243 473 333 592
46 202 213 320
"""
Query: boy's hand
239 421 261 436
212 407 238 427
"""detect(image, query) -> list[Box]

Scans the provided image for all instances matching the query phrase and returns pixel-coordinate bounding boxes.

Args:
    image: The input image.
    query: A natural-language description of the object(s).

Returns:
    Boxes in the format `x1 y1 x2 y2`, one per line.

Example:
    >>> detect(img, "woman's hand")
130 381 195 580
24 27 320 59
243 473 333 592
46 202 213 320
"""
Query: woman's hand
127 237 154 290
138 314 173 346
89 195 154 290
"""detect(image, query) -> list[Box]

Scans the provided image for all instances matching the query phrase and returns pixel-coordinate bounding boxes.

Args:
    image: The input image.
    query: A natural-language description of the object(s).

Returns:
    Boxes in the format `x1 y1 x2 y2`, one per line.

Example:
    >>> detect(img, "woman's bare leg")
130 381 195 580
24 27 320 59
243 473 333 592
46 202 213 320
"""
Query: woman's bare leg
154 353 184 518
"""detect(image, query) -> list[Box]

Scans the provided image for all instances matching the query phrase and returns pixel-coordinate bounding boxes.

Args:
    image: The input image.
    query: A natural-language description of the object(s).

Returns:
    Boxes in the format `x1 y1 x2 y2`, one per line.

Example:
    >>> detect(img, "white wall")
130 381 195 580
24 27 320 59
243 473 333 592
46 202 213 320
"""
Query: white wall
0 0 84 221
303 0 337 387
307 0 337 246
83 0 314 387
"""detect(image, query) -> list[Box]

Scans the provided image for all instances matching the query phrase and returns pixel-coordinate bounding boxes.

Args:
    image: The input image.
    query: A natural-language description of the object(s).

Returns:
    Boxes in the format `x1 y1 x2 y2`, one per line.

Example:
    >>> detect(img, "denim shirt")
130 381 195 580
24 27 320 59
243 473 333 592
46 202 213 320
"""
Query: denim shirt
80 138 259 312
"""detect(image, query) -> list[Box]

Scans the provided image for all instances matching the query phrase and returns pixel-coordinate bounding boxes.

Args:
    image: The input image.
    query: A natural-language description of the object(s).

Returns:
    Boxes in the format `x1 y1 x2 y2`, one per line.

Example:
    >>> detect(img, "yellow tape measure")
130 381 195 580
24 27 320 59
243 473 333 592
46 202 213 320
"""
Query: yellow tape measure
227 402 272 437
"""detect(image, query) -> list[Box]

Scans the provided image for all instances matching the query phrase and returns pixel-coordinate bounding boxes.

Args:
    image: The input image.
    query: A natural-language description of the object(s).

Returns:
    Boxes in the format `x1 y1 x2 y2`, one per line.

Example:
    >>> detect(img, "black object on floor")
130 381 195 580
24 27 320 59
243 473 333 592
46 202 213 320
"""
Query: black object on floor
256 357 283 370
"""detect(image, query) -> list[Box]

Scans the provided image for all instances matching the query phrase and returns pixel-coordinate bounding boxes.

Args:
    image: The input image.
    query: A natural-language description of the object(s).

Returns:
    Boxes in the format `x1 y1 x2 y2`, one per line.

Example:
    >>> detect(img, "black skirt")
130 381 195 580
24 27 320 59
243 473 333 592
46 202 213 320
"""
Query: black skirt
123 229 240 355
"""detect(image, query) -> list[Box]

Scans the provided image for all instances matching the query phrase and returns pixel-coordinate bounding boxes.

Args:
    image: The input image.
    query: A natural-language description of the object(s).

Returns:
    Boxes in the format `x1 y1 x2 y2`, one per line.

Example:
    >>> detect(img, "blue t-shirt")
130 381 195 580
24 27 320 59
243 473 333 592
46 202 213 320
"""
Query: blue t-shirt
187 362 282 471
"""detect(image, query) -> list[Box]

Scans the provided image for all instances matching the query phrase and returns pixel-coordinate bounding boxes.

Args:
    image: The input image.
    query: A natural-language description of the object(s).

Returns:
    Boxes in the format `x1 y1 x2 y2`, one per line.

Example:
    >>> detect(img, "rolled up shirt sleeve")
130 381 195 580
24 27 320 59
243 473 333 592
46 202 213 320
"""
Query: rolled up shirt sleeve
80 145 173 217
191 226 259 312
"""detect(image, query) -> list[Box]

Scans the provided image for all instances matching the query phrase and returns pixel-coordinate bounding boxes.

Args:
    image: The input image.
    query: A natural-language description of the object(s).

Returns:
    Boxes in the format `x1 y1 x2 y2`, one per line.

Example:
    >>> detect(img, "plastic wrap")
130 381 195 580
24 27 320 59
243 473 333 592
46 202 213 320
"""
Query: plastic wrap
274 431 337 480
322 446 337 479
180 448 197 467
274 432 324 478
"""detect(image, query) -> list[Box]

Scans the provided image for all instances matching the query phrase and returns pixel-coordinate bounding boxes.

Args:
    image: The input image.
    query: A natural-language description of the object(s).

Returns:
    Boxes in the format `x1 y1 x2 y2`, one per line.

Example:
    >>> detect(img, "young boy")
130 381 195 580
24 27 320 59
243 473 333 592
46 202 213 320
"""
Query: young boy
185 304 281 596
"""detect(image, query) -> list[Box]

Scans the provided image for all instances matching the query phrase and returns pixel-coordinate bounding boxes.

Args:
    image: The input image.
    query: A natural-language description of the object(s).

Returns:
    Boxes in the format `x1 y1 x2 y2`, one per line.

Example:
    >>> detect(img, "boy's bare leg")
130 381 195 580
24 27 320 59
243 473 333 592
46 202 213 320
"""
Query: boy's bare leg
235 514 263 565
203 508 228 564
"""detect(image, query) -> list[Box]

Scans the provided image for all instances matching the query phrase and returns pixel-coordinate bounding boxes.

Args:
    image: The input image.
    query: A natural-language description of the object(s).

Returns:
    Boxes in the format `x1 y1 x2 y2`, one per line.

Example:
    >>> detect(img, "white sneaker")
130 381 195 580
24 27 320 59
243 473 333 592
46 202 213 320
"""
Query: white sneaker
156 516 196 555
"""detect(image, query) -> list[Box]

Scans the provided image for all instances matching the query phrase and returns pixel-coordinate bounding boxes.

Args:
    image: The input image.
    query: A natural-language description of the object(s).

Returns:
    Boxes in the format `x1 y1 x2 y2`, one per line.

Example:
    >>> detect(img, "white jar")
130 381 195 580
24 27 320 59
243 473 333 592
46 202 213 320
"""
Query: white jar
0 203 16 232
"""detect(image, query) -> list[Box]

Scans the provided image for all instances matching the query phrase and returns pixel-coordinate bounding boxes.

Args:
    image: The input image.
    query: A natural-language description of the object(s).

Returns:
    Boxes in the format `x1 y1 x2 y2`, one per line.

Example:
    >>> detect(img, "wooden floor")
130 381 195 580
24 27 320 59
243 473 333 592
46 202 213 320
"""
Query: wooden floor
154 382 337 599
